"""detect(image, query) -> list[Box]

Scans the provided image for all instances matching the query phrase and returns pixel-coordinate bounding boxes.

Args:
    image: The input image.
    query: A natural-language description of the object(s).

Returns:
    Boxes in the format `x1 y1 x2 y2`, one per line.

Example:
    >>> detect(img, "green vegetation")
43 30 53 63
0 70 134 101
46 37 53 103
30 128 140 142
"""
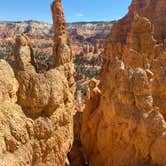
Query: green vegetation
0 43 14 64
74 53 101 95
38 43 52 49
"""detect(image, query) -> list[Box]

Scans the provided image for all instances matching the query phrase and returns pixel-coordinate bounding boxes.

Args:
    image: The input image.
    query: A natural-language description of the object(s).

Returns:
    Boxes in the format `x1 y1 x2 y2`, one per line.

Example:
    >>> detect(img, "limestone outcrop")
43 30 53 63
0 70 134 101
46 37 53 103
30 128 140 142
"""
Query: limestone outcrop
81 0 166 166
0 0 74 165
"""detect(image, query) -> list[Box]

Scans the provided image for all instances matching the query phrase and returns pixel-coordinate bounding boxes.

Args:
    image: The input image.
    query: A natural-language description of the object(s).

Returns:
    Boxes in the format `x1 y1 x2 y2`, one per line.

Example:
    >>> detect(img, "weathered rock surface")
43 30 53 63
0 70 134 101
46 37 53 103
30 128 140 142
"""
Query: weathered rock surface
129 0 166 41
51 0 72 67
0 0 74 165
51 0 75 94
0 60 18 103
81 0 166 166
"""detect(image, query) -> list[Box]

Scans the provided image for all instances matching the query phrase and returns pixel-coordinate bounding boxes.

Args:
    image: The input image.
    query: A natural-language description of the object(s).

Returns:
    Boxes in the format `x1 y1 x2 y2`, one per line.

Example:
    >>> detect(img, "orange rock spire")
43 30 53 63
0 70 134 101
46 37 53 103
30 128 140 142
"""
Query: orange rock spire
51 0 66 39
51 0 72 67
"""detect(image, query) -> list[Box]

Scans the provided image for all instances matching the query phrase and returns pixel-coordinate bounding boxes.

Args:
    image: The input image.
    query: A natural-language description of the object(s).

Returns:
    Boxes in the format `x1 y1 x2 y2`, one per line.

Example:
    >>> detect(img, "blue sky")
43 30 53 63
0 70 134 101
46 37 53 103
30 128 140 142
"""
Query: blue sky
0 0 132 23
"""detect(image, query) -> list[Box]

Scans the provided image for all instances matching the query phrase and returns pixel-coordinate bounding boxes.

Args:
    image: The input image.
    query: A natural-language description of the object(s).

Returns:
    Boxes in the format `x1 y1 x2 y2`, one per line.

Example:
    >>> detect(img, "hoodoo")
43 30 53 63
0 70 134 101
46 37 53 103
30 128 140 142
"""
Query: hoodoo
81 0 166 166
51 0 75 94
51 0 72 67
0 0 75 165
0 0 166 165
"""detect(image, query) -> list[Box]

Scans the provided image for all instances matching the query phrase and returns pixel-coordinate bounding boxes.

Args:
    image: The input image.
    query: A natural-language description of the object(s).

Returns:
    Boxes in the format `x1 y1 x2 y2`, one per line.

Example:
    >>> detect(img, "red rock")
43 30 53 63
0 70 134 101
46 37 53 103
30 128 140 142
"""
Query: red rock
81 1 166 166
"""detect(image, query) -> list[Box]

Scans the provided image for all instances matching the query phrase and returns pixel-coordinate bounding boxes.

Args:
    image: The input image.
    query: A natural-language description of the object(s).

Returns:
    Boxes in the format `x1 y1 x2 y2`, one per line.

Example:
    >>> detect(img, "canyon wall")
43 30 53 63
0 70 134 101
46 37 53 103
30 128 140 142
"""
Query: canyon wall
0 20 113 57
81 0 166 166
0 0 74 165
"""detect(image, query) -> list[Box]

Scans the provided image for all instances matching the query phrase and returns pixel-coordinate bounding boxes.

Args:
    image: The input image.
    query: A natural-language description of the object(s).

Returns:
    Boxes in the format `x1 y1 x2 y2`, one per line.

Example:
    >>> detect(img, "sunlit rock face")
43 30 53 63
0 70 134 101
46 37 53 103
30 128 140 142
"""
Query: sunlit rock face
0 0 75 165
0 60 18 103
129 0 166 41
81 0 166 166
51 0 75 95
51 0 72 67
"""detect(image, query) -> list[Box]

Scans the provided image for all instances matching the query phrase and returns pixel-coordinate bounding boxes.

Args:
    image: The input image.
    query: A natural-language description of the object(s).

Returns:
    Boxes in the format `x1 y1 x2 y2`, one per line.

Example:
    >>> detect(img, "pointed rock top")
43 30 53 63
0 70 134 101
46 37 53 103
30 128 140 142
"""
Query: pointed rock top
51 0 66 38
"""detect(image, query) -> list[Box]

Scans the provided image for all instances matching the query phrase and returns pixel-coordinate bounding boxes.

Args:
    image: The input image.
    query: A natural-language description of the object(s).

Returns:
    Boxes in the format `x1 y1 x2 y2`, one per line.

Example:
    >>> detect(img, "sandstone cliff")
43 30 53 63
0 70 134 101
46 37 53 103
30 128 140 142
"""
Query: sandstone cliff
81 0 166 166
0 0 74 165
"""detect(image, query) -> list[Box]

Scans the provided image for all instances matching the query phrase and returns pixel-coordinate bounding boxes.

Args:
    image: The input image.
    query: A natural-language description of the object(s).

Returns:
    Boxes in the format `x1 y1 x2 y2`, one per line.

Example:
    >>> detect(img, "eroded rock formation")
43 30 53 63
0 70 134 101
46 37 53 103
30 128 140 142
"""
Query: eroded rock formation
129 0 166 41
0 0 74 165
81 0 166 166
51 0 72 67
51 0 75 94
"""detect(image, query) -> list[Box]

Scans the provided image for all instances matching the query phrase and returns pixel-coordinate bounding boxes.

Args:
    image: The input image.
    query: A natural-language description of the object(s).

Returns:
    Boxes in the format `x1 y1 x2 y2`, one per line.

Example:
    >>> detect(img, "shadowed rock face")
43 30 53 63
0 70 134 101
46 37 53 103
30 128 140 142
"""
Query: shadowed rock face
81 0 166 166
0 0 74 165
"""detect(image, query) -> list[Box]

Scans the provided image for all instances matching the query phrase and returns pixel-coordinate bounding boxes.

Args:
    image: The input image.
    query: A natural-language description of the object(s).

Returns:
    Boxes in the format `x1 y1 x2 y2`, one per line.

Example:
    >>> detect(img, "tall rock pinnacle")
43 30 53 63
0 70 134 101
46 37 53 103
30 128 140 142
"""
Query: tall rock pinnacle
51 0 72 67
51 0 75 94
51 0 66 38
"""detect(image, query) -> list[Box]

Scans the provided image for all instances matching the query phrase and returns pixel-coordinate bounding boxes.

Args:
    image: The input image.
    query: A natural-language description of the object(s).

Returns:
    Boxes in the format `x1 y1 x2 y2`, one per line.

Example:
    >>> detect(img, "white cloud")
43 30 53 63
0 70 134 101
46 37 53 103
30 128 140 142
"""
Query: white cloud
75 13 84 17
